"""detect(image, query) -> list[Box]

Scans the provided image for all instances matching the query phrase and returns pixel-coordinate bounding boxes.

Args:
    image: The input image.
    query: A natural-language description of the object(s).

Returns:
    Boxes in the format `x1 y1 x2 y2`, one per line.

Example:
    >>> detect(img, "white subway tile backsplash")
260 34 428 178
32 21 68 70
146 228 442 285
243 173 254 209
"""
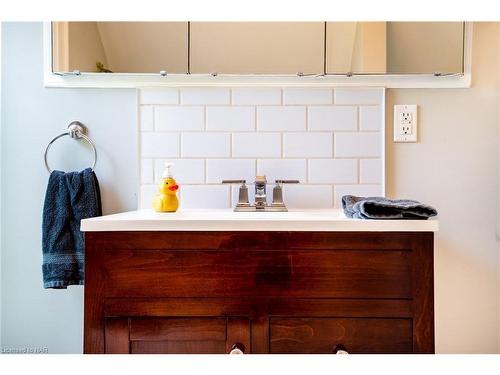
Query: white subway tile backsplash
334 88 384 105
334 132 381 158
283 185 333 209
181 133 231 158
232 133 281 158
180 88 230 105
308 106 357 131
138 87 384 209
140 106 154 131
206 159 256 183
308 159 358 184
141 159 154 184
181 185 231 209
140 88 179 104
139 185 157 209
334 184 383 208
154 159 205 184
257 159 306 183
360 159 383 184
141 133 179 158
257 106 306 131
206 106 255 131
155 106 204 131
283 88 332 105
232 88 281 105
284 133 332 158
360 106 382 131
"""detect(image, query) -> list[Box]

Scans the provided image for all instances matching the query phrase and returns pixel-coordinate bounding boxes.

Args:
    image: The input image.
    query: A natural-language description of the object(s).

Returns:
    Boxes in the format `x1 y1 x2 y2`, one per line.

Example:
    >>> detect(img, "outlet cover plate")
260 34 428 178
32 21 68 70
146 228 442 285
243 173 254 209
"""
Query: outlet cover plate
394 104 418 142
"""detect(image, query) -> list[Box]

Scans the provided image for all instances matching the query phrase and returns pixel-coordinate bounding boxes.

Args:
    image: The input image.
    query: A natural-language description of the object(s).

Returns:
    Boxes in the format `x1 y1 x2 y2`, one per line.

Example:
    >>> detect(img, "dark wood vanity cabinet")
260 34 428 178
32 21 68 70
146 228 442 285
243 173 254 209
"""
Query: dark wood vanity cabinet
84 231 434 354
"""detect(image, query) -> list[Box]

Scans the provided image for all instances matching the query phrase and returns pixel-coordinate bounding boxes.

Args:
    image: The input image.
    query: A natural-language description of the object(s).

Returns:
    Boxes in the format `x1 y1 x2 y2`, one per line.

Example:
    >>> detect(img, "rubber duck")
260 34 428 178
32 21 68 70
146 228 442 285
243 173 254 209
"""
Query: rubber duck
152 163 179 212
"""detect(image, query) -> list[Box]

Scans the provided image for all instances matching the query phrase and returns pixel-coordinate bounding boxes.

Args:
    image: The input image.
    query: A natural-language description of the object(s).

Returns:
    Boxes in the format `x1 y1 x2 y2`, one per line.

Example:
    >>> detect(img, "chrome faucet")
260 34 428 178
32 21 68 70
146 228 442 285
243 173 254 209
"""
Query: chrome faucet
223 176 299 212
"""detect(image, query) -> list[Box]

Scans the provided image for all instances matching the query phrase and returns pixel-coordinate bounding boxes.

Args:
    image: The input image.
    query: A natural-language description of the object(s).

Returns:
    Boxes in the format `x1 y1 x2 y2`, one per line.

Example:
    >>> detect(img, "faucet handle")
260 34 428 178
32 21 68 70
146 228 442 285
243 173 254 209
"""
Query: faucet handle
271 180 300 211
222 180 250 208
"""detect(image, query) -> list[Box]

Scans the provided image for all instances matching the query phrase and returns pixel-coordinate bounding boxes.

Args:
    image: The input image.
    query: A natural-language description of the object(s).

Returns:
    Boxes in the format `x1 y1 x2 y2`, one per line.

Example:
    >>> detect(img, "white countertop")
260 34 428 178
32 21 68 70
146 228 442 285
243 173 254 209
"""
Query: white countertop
80 209 439 232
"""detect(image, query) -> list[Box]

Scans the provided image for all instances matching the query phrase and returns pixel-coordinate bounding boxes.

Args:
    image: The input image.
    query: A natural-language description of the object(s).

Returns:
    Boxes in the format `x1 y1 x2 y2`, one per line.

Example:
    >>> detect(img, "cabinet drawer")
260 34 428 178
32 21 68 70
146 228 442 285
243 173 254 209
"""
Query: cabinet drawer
117 317 251 354
130 318 227 341
129 318 227 354
104 249 411 298
270 317 413 354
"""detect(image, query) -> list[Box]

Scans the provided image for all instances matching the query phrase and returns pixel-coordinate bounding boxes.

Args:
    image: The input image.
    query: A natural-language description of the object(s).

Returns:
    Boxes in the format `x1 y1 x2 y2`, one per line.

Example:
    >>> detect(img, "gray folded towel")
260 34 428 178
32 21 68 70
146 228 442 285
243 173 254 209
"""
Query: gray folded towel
42 168 102 289
342 195 437 220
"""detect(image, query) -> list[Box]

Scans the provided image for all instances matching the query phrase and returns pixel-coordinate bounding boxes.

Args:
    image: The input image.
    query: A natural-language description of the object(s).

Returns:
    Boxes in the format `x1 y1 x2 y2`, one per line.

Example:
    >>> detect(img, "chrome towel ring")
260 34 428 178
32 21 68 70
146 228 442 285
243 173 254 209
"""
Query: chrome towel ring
44 121 97 173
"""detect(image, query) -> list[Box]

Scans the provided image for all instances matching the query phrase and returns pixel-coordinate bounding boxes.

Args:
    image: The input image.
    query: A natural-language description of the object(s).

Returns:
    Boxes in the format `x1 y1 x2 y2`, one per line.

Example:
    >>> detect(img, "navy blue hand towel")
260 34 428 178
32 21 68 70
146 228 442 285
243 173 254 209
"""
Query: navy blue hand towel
42 168 102 289
342 195 437 220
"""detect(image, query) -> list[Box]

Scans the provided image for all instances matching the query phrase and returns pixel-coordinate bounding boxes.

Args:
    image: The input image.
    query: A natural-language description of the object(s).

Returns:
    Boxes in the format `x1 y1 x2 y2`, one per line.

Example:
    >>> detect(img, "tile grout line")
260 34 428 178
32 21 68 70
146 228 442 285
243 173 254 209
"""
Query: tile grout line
203 105 207 131
151 158 155 185
152 105 156 131
281 132 284 158
254 106 258 131
204 159 207 184
332 132 335 159
230 133 233 158
305 105 309 131
140 155 380 160
357 105 360 131
357 159 361 184
142 103 378 107
306 159 309 184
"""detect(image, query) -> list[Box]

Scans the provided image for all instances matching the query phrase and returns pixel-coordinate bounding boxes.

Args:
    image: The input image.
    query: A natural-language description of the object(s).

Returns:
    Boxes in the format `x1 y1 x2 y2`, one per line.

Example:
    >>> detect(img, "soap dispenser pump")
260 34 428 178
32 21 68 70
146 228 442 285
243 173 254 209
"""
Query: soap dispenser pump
152 162 179 212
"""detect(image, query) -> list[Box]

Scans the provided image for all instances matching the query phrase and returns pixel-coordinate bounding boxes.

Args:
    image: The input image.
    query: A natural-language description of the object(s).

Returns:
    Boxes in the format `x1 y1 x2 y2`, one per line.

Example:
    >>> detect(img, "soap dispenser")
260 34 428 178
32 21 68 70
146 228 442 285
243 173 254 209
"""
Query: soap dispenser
152 162 179 212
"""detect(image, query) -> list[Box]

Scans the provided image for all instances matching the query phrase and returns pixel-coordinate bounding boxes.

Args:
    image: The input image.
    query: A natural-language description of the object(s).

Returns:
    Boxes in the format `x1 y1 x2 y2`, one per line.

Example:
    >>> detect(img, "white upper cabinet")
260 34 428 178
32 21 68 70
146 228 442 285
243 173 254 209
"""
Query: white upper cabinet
46 21 471 88
189 22 325 75
325 22 464 75
53 22 188 74
326 22 387 74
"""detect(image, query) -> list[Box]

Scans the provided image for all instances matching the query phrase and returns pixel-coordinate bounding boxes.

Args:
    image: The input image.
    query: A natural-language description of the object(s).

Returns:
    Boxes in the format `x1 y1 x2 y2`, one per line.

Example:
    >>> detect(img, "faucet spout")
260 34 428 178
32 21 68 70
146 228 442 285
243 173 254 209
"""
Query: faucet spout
254 175 267 210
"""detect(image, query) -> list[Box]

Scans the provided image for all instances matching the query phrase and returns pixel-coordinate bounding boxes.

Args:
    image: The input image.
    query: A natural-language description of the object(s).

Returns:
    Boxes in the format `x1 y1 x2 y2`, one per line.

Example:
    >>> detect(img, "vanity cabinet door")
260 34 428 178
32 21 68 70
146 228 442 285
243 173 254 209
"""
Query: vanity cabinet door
105 317 250 354
270 317 413 354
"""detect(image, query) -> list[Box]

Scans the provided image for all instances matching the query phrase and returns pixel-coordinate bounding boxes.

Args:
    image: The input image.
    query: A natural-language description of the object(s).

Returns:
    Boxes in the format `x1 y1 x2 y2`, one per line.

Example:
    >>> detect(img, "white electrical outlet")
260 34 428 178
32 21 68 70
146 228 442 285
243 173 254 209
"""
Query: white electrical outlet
394 104 418 142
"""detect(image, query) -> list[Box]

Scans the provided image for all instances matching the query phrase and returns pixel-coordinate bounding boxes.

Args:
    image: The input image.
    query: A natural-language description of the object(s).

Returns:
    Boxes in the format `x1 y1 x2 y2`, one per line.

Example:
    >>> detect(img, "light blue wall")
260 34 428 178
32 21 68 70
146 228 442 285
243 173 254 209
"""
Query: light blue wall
1 22 137 353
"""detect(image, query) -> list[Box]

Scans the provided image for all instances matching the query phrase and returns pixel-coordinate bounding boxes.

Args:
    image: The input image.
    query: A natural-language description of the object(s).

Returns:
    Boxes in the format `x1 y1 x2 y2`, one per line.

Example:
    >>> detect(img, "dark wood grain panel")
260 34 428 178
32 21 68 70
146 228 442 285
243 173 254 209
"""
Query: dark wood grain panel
95 231 414 251
105 298 413 319
251 316 270 354
84 233 106 353
103 249 411 298
131 340 226 354
226 318 251 354
130 318 226 341
270 318 413 354
411 233 435 353
105 318 130 354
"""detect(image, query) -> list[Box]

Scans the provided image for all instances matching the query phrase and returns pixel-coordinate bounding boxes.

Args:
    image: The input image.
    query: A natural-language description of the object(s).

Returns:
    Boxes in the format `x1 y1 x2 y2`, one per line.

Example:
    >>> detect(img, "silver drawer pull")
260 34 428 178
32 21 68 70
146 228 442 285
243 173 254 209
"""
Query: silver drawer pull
229 343 245 354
